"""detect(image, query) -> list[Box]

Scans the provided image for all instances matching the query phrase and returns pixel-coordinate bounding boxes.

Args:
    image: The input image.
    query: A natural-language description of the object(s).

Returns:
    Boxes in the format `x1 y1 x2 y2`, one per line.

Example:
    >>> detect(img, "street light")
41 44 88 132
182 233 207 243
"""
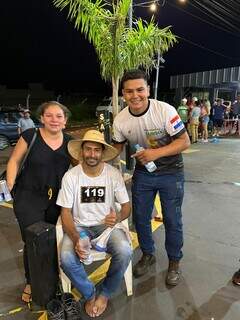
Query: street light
150 2 157 12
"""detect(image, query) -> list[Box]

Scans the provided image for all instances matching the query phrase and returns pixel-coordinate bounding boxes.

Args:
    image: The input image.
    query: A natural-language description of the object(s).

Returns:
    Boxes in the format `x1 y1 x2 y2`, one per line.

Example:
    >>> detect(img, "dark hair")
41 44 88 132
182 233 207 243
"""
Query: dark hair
37 101 71 119
121 69 148 89
82 141 105 150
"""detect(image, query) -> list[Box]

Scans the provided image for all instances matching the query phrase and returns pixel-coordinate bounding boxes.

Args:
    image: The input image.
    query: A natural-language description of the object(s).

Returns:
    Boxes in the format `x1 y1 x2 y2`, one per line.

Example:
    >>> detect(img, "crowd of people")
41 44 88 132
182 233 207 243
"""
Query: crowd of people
4 70 240 318
177 94 240 144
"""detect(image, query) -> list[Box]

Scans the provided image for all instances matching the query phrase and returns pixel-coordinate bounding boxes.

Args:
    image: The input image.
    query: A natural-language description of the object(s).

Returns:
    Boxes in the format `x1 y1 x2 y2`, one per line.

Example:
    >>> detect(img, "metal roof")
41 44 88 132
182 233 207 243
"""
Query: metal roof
170 66 240 89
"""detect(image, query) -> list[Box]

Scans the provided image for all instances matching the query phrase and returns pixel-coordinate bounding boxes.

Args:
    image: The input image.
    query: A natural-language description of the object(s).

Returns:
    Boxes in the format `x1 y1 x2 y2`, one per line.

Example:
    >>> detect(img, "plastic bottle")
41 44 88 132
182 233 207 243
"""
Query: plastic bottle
0 180 12 202
79 231 93 265
135 144 157 173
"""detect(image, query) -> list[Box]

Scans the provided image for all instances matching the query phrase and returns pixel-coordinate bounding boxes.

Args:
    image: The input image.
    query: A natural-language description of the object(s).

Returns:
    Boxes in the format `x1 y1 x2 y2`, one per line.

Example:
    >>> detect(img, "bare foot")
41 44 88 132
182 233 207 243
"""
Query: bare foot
85 296 97 317
22 284 32 303
94 295 108 317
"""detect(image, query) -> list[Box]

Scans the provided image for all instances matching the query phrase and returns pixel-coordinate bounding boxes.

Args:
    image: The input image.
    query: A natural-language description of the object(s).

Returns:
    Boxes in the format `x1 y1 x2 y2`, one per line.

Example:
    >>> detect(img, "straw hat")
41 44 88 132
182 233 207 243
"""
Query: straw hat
68 130 118 162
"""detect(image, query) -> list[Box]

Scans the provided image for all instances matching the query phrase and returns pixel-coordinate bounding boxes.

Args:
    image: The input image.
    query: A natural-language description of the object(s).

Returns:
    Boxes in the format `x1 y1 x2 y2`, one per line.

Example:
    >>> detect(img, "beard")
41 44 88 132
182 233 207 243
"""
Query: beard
84 157 101 167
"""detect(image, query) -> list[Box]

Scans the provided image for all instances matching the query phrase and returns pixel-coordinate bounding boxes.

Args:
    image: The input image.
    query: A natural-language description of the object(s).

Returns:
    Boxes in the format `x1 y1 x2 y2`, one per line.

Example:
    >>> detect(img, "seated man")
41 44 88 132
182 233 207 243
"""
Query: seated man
57 130 132 318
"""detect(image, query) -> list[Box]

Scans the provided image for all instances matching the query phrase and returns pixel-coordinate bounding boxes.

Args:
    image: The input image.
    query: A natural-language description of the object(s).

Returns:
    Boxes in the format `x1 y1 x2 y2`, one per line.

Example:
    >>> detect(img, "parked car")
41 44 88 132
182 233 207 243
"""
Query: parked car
0 109 40 150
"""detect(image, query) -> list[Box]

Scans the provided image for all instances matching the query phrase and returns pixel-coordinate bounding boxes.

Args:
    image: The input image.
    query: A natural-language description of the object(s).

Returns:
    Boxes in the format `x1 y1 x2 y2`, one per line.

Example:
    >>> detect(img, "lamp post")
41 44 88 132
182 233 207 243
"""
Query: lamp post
129 1 133 29
26 94 31 109
128 1 165 100
154 53 165 99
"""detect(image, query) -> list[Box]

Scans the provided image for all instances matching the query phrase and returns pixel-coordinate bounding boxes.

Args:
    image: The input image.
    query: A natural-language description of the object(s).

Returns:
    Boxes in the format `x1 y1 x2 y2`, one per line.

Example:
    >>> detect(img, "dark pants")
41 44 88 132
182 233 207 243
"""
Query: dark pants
13 187 60 283
132 170 184 261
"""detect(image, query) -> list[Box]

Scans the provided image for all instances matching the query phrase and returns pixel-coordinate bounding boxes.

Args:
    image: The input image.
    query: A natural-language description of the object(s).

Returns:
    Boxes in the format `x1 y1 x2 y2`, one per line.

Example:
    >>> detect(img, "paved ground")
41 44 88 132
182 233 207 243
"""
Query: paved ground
0 138 240 319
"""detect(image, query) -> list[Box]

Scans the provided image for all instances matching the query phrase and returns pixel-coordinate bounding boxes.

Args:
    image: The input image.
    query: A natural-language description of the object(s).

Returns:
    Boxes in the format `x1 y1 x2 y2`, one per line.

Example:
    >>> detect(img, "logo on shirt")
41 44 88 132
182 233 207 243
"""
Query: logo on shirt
145 128 169 148
81 186 105 203
170 115 184 130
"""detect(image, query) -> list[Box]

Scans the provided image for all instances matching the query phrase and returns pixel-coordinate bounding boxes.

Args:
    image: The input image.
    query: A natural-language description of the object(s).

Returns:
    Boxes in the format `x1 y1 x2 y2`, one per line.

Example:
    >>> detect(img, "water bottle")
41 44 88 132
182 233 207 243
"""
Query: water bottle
135 144 157 173
0 180 12 202
79 231 93 265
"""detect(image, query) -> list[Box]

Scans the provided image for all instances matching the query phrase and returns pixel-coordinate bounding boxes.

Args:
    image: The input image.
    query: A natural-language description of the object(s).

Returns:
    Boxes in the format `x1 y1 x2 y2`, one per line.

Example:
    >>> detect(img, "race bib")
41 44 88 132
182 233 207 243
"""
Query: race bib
81 186 105 203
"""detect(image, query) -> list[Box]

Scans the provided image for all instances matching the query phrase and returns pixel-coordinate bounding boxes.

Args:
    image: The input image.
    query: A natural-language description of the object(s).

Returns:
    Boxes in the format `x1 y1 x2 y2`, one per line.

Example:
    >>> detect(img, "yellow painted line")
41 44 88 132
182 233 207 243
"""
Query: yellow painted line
0 307 23 317
0 306 44 318
0 201 13 208
38 312 47 320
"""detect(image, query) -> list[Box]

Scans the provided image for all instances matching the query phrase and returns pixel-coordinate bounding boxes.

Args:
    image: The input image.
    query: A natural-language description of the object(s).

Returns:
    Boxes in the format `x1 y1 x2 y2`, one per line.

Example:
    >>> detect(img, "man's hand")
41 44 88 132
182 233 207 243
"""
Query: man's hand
104 207 117 227
74 239 90 261
131 148 159 165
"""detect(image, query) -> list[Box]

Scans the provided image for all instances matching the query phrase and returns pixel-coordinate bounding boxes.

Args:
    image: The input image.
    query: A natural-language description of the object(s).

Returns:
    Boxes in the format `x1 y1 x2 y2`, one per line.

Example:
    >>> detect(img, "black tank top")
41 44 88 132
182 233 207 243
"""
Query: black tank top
17 128 72 193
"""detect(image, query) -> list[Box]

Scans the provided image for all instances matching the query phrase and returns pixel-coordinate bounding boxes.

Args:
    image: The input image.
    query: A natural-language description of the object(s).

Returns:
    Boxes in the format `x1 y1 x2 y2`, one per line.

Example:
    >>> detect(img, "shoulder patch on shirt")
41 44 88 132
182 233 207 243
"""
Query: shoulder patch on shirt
170 115 184 130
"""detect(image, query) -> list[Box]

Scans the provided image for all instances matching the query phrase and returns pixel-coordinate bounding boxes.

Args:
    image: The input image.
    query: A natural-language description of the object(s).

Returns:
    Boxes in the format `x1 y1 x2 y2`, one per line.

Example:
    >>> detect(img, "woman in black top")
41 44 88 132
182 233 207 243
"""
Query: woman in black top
6 101 73 303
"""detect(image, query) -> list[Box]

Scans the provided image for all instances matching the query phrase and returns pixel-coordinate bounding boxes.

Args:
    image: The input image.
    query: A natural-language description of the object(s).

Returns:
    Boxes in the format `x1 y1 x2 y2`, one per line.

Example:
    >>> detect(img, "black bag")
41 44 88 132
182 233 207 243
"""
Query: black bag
25 221 59 307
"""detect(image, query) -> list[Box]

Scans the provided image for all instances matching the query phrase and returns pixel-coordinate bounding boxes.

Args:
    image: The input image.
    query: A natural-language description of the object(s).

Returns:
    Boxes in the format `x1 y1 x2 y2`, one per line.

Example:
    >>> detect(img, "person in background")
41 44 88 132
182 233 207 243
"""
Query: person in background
6 101 73 303
212 99 225 137
186 96 198 138
17 109 35 135
231 94 240 134
177 98 188 128
57 130 131 317
112 69 190 287
232 94 240 118
200 99 211 142
189 99 201 144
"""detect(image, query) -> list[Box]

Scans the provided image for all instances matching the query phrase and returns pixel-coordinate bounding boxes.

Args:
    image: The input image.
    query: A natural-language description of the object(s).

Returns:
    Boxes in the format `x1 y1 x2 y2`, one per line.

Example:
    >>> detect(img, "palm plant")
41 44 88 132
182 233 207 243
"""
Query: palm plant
52 0 177 118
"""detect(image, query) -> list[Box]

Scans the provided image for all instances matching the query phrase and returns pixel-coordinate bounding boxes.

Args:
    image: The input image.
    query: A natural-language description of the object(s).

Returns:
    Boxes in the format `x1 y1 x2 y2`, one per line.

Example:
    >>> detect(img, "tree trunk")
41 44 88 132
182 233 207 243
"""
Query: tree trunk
112 76 119 119
111 76 122 172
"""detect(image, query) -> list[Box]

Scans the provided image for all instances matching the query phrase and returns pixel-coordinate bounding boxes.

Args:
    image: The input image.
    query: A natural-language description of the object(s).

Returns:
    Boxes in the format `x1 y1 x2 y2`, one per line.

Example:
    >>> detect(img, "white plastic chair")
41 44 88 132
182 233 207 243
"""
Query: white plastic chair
56 215 133 296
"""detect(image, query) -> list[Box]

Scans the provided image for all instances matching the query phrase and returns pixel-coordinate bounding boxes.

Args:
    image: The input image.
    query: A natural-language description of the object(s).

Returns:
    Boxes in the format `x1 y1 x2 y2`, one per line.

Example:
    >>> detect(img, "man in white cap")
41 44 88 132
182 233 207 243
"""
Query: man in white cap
57 130 131 318
17 109 35 135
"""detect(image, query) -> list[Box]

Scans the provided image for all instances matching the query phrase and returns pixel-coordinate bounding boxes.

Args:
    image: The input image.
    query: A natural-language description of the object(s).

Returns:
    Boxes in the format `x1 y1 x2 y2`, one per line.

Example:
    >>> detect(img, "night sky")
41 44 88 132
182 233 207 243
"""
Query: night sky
1 0 240 94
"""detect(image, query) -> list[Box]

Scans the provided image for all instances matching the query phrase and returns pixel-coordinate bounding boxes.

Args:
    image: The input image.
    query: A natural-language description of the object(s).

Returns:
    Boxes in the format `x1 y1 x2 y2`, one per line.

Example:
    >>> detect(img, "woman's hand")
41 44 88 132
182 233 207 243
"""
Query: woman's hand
6 181 14 192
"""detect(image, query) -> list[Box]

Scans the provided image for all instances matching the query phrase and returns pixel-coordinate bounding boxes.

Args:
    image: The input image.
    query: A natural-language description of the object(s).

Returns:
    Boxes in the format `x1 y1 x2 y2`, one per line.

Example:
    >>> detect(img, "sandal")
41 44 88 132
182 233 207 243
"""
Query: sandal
22 285 32 303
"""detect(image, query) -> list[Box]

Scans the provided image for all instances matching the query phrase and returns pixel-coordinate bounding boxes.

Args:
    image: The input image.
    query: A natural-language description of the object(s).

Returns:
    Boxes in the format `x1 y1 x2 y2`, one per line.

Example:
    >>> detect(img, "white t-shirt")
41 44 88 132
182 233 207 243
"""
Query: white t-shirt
18 118 35 132
112 99 186 173
57 163 129 226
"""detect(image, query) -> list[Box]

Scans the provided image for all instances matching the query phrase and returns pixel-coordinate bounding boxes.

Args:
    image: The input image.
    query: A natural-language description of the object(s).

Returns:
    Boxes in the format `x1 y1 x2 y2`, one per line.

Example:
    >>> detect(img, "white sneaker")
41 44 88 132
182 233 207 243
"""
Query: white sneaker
204 139 208 143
